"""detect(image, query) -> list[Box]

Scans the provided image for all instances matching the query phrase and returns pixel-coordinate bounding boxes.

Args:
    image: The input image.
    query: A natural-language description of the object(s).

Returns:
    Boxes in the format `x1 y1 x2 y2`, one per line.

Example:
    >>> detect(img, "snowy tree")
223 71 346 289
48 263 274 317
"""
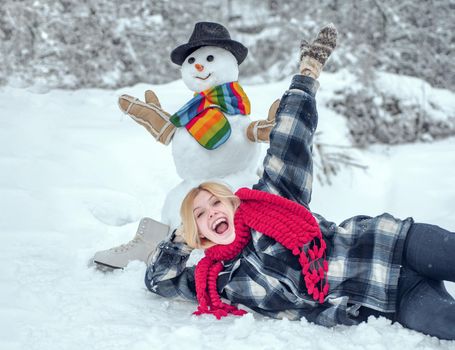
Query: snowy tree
1 0 454 146
1 0 453 91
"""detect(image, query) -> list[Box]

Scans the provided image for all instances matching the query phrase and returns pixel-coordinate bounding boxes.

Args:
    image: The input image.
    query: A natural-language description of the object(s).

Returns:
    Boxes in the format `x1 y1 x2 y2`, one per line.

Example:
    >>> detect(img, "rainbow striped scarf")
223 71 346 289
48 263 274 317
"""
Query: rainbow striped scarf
170 82 250 150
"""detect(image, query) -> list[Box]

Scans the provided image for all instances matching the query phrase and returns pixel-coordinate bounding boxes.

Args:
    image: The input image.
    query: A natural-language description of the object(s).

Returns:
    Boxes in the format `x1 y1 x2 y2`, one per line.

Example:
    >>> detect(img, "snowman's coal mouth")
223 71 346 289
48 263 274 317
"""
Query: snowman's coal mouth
196 73 211 80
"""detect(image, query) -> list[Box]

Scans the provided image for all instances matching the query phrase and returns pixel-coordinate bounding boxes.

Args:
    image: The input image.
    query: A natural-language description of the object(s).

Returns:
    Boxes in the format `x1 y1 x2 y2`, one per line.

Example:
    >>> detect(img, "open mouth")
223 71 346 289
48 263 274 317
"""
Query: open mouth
211 217 229 235
195 73 212 81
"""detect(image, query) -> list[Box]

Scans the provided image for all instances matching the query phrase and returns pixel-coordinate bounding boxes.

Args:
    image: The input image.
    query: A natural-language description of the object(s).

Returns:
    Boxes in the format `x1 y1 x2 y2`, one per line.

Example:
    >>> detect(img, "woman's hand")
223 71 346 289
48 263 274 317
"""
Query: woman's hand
172 225 187 244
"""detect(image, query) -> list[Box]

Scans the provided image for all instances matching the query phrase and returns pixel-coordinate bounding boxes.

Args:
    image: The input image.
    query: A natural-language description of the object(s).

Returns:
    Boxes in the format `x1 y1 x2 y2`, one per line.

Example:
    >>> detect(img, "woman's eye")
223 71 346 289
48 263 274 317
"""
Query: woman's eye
188 57 195 64
213 200 221 206
196 211 204 219
206 55 214 62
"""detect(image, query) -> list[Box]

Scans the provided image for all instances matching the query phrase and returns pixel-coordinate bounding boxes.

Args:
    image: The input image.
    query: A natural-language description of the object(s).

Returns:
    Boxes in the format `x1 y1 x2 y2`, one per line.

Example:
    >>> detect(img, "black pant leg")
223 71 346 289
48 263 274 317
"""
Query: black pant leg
396 268 455 340
403 223 455 282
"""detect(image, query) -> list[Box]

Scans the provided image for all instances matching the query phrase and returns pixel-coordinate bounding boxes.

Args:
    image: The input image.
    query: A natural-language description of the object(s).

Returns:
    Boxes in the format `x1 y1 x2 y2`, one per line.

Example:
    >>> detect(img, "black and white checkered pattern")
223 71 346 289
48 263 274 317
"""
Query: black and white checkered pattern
145 75 413 327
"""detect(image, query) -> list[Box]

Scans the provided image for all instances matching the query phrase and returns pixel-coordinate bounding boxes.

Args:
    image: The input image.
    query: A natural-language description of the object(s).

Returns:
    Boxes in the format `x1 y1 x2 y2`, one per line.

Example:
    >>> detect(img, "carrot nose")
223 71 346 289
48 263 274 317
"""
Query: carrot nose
195 63 204 72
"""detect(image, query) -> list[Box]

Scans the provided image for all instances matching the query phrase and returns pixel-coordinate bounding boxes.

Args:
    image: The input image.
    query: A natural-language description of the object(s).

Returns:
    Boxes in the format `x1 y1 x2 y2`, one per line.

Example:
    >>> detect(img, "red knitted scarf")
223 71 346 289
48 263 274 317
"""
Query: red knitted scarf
193 188 329 319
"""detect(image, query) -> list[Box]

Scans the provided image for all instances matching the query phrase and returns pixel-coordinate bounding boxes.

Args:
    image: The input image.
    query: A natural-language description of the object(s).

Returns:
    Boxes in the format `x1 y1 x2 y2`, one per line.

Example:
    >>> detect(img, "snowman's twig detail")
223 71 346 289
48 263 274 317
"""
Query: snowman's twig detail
246 99 280 143
119 90 282 145
118 91 176 145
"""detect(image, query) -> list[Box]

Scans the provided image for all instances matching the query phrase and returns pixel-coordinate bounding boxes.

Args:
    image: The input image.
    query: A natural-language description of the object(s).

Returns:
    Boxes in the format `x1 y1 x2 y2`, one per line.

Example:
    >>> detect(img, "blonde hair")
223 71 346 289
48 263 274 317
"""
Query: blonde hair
180 182 240 249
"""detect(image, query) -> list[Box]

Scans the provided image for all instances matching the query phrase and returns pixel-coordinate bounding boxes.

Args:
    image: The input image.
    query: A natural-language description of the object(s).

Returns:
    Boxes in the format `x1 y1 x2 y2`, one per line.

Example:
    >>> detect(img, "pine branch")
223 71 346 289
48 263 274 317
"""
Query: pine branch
313 132 367 186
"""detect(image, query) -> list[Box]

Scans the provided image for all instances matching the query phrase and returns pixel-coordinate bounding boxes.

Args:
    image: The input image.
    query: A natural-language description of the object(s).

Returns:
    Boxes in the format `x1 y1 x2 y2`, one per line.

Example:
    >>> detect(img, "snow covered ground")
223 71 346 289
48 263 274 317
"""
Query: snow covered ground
1 72 455 349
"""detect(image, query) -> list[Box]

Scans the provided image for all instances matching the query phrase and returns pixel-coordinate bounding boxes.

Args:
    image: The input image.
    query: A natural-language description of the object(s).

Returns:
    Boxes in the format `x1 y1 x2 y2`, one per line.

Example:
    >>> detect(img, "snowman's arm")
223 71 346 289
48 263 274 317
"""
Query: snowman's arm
253 75 318 208
246 99 279 143
144 239 197 301
118 90 176 145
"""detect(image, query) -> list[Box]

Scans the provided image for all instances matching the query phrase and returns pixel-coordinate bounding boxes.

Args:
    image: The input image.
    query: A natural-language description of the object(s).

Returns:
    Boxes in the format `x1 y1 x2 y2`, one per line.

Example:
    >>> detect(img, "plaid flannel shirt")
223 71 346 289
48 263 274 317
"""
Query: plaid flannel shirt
145 75 413 327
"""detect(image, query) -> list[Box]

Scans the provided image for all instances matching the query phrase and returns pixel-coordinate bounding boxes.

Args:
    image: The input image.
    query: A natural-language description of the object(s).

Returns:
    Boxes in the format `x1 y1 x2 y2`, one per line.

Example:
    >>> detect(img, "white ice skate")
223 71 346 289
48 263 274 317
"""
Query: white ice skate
93 217 169 269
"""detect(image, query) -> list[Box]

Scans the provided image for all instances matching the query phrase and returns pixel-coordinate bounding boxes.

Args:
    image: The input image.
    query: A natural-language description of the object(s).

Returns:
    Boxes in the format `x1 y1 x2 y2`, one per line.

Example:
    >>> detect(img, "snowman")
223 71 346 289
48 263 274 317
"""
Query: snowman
93 22 277 269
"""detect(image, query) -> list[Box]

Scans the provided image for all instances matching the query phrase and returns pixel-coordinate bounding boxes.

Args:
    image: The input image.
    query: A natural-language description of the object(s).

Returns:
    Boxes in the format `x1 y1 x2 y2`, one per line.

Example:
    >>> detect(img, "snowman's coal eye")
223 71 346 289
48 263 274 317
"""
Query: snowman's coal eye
188 57 195 64
206 55 214 62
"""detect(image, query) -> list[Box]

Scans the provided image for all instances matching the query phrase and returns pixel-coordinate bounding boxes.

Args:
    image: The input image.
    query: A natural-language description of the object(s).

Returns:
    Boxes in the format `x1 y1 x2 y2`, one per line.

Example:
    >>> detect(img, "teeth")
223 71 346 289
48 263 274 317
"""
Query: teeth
211 218 227 230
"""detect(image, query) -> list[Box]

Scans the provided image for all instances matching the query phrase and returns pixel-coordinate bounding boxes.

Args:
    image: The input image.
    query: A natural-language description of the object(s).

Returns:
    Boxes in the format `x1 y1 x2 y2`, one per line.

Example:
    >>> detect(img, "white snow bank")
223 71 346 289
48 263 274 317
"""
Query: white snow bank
375 72 455 122
1 72 454 350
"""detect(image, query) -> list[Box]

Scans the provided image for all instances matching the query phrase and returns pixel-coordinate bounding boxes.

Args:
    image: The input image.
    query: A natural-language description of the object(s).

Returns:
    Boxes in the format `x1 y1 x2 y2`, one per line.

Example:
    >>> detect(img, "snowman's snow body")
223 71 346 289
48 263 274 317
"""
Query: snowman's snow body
161 46 261 229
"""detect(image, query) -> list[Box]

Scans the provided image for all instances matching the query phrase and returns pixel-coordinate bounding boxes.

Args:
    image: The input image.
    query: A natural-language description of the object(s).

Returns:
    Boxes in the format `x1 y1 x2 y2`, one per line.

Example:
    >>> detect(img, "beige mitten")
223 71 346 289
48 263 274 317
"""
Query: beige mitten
246 99 280 143
118 90 176 145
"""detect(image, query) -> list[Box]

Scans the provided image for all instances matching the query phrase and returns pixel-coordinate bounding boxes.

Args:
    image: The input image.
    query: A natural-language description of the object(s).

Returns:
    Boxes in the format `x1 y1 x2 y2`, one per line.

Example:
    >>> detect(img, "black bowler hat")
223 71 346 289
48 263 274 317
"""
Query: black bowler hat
170 22 248 66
